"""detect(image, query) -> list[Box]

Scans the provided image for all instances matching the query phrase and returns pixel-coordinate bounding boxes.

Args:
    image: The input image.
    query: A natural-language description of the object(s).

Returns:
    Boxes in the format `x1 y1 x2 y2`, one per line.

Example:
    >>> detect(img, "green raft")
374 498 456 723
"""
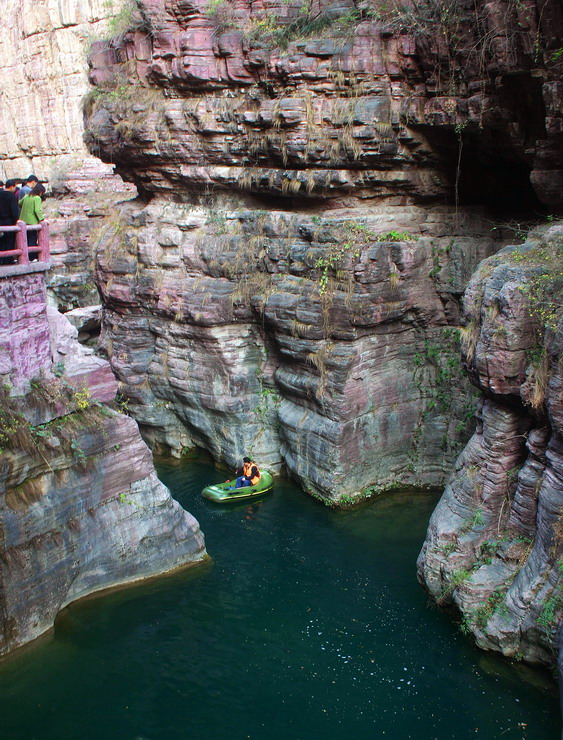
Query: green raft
201 471 274 503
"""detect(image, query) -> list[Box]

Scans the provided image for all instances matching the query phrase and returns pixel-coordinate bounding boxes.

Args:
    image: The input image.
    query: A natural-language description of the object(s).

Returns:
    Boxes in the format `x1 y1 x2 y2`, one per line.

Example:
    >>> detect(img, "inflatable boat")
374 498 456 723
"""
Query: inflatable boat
201 471 274 503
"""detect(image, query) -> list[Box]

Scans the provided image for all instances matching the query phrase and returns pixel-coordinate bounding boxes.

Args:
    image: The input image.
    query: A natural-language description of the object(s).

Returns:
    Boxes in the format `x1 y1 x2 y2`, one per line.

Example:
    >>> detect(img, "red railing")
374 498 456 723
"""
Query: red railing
1 220 50 265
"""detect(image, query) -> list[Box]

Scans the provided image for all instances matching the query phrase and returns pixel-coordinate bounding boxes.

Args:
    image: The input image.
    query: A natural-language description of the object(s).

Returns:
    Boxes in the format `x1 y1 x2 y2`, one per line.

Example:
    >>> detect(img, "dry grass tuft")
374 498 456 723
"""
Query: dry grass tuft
6 476 45 512
459 320 480 364
306 341 335 398
523 348 550 410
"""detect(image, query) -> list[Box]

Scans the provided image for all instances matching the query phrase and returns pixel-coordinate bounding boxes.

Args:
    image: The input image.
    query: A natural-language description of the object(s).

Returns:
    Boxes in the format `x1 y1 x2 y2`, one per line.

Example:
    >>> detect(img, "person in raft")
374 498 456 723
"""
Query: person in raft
234 457 261 488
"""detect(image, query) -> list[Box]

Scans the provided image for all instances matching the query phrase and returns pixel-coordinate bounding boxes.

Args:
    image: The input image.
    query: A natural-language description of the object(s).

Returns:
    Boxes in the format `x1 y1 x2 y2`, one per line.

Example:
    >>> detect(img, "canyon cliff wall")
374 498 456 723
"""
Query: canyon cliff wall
0 0 131 181
85 0 563 206
0 0 138 311
418 224 563 669
46 157 136 312
94 199 492 501
2 0 561 682
0 266 206 657
81 0 562 502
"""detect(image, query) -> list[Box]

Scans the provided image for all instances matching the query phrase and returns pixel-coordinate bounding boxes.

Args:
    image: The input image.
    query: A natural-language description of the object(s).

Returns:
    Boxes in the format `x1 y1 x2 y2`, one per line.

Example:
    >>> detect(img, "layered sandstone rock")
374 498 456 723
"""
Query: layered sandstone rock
46 157 136 312
82 0 560 501
84 0 563 207
418 223 563 667
0 0 131 180
0 400 205 657
0 267 206 657
0 0 138 310
95 197 498 501
0 0 138 314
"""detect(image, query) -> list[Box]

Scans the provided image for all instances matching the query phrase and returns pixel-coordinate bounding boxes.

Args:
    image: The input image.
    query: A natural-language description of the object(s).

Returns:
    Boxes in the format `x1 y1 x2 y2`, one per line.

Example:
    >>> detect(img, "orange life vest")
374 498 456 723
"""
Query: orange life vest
243 461 260 485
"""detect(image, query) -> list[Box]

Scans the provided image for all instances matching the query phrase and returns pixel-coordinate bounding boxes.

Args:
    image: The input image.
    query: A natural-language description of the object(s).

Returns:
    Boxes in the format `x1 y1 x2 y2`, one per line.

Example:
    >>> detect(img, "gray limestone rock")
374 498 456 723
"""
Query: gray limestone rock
418 225 563 670
94 199 499 502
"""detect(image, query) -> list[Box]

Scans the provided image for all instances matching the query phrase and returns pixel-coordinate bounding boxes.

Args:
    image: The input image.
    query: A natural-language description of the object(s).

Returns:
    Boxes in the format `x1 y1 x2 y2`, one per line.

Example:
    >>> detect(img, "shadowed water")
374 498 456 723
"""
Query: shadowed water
0 460 558 739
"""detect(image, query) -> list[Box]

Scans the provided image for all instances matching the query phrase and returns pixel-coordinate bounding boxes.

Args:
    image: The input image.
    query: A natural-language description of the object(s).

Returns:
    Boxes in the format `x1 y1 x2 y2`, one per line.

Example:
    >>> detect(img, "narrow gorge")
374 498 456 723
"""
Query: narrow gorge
0 0 562 736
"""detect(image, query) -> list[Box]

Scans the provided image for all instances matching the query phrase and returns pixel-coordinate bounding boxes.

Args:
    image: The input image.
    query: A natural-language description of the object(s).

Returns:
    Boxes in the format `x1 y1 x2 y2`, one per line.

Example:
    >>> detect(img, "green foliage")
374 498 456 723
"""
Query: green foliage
408 325 477 472
473 587 508 629
0 404 33 454
511 238 563 333
438 568 471 602
460 507 485 534
374 231 418 242
242 3 363 49
105 0 146 38
78 282 98 296
254 386 282 421
313 222 416 297
537 591 562 630
361 0 549 96
437 540 456 557
205 0 237 33
505 236 563 410
429 240 454 279
116 393 131 415
119 491 140 508
451 568 472 587
472 508 484 527
459 613 472 635
507 466 521 484
206 210 228 234
70 439 87 465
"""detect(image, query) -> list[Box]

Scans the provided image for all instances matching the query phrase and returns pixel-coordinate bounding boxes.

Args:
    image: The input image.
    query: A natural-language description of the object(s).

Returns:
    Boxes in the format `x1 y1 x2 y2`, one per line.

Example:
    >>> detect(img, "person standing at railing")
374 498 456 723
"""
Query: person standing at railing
18 175 38 203
19 183 46 248
0 179 19 264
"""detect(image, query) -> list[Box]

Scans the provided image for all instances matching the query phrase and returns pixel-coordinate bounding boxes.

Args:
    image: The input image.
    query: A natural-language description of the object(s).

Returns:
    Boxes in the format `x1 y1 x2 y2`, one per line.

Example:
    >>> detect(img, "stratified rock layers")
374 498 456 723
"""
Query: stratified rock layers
85 0 563 207
0 0 130 179
418 225 563 667
83 0 563 500
46 157 136 312
96 199 494 501
0 406 205 657
0 270 206 656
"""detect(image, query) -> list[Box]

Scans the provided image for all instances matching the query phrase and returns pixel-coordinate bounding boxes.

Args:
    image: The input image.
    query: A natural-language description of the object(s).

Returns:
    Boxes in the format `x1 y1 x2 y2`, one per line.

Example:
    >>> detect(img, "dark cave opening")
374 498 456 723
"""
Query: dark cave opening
417 123 546 214
415 72 551 215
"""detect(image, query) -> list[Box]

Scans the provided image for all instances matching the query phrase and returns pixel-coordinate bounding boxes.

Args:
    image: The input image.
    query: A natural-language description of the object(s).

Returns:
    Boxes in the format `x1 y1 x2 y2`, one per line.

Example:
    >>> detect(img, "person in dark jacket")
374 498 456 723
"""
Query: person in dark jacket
0 181 20 264
18 175 39 203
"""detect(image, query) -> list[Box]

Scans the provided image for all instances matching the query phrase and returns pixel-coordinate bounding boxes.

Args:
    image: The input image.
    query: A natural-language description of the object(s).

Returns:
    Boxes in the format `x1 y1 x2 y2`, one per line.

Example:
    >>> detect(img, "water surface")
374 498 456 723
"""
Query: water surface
0 460 558 739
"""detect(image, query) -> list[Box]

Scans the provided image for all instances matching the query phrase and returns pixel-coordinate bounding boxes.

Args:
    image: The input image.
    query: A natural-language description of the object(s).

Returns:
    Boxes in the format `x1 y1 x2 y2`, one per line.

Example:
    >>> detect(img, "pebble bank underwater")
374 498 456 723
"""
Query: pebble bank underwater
0 460 558 739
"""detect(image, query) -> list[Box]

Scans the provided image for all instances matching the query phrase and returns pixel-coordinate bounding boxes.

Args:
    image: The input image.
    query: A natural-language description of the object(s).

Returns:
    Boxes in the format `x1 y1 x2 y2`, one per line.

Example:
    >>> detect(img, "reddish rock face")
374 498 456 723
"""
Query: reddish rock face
94 198 499 501
46 157 136 312
0 268 206 657
85 0 563 207
418 224 563 668
83 0 563 501
0 273 52 390
0 405 206 658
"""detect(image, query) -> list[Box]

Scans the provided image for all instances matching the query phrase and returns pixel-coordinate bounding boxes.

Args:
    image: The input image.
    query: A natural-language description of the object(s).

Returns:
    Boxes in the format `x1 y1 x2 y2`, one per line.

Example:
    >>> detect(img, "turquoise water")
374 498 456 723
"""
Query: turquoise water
0 460 558 740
